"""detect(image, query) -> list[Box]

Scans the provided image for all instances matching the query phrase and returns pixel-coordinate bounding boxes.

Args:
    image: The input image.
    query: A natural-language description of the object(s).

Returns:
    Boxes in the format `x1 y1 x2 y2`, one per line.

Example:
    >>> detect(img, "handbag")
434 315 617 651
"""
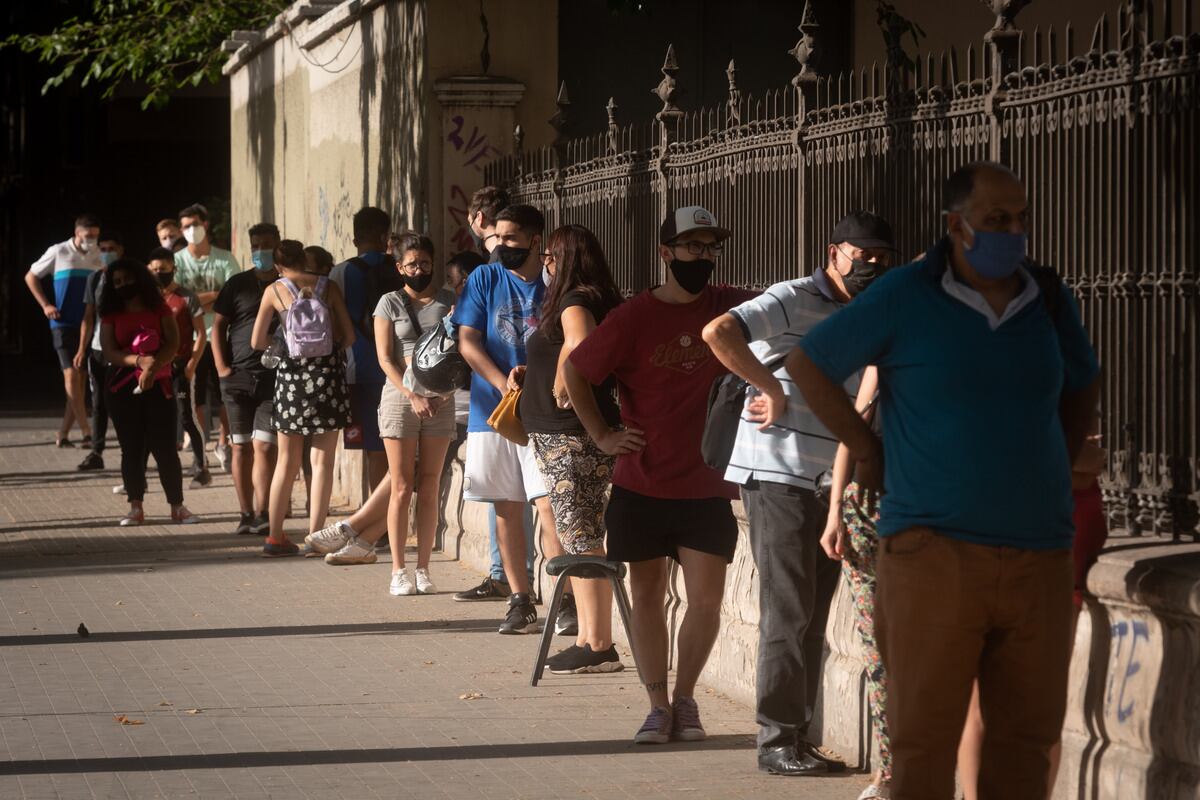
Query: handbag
487 387 528 446
701 354 787 471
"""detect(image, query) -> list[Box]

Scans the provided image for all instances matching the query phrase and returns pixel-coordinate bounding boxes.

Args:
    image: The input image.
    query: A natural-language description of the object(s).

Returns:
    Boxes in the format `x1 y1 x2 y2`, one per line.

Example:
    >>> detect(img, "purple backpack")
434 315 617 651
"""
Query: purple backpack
279 277 333 358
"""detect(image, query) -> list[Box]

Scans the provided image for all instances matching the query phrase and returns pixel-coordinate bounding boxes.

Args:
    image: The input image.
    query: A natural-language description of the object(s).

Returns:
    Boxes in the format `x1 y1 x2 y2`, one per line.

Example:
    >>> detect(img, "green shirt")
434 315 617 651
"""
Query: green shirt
174 246 240 334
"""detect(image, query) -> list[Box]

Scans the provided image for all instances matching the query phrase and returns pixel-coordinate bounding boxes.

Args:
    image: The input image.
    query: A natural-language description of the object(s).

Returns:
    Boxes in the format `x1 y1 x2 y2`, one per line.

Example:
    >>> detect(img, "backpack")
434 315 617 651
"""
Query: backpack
701 354 787 471
276 277 334 358
348 256 404 343
411 316 471 394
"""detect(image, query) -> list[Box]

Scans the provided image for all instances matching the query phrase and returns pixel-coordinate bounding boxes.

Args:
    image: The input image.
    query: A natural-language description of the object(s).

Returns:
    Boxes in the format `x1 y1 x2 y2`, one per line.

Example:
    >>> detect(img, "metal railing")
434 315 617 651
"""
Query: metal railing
486 1 1200 540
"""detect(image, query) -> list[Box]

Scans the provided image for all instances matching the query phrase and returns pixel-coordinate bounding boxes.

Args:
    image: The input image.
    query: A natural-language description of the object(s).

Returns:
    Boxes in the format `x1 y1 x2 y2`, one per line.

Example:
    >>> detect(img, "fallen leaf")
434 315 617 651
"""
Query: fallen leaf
184 709 202 715
115 601 124 606
17 610 28 615
113 715 144 725
157 701 173 707
458 692 484 701
423 661 434 666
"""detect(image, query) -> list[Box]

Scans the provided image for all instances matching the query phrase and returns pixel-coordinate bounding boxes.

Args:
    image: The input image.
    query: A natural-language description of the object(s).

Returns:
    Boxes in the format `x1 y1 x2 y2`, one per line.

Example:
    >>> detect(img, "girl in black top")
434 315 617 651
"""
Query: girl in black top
516 224 624 674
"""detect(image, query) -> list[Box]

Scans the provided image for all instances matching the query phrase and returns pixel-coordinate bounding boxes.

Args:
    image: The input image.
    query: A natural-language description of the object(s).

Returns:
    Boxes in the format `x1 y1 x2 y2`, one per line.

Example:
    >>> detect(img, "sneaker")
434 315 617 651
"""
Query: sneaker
77 452 104 471
390 568 417 596
555 594 579 636
249 511 270 535
324 536 378 565
671 696 706 742
171 506 200 525
453 576 511 602
414 568 437 594
498 593 539 634
548 644 624 674
262 540 299 557
634 706 674 745
188 469 212 489
215 443 232 472
305 521 352 554
234 511 255 536
118 508 144 527
112 484 127 495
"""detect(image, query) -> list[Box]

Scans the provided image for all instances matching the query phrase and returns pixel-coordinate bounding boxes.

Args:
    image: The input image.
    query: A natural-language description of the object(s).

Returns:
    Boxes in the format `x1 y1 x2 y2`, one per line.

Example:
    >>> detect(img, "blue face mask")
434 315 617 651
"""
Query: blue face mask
251 249 275 272
100 251 117 267
961 221 1027 280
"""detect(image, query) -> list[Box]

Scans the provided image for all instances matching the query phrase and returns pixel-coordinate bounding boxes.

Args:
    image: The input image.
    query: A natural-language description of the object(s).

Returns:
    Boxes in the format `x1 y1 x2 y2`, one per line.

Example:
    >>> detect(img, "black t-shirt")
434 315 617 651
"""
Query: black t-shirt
83 269 107 350
213 270 274 373
521 290 621 434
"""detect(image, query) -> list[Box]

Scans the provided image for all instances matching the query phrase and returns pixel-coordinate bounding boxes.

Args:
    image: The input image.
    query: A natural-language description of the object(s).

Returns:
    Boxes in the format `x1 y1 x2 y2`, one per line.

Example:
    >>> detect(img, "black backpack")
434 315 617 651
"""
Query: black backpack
701 354 787 471
347 255 404 342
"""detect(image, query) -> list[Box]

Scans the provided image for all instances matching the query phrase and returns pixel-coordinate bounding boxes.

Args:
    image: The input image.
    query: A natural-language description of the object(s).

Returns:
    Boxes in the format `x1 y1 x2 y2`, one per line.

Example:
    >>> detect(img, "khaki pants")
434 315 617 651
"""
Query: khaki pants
876 528 1073 800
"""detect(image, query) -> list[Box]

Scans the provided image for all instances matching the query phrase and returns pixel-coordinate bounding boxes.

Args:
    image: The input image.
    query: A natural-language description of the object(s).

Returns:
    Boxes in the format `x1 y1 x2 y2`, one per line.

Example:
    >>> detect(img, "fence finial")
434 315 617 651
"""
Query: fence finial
549 80 570 141
983 0 1028 78
790 0 820 88
653 44 684 147
605 96 619 155
726 59 742 125
513 123 525 178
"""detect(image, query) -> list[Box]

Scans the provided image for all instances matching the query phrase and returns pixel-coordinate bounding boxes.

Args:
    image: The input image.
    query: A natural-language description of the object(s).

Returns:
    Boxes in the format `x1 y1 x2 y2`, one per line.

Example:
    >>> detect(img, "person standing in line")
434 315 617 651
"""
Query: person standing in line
25 213 102 448
73 232 124 470
156 218 182 250
146 247 211 487
212 222 281 537
296 245 337 528
520 224 626 674
99 258 198 526
251 240 354 557
702 211 895 776
174 204 241 472
564 206 757 744
789 162 1101 797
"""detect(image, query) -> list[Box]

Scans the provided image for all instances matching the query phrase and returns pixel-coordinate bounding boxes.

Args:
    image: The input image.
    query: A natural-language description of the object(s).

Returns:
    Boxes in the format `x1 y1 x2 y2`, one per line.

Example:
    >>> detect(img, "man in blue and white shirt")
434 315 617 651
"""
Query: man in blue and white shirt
703 211 895 776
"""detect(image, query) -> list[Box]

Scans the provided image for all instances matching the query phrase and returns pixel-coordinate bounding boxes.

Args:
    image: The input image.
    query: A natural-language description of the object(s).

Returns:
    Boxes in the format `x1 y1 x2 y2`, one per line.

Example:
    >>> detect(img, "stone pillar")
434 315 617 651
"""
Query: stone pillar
433 76 525 258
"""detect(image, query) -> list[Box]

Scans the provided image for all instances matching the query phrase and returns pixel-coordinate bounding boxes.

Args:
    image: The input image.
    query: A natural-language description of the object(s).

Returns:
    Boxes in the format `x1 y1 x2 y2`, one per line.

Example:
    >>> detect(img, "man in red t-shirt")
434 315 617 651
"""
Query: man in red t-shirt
565 206 757 745
147 247 211 487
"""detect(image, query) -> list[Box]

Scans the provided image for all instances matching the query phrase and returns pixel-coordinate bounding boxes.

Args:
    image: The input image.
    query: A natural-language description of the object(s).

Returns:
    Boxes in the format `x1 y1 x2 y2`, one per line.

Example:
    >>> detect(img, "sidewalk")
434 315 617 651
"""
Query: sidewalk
0 416 860 799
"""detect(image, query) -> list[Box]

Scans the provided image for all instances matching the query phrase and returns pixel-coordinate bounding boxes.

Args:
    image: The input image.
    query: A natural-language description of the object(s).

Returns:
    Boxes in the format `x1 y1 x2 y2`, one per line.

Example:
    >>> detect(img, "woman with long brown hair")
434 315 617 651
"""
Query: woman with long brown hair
518 224 625 674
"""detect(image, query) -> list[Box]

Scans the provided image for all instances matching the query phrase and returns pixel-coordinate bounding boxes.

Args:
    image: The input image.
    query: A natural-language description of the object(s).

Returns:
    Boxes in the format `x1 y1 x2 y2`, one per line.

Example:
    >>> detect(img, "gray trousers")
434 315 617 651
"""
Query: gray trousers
743 479 840 751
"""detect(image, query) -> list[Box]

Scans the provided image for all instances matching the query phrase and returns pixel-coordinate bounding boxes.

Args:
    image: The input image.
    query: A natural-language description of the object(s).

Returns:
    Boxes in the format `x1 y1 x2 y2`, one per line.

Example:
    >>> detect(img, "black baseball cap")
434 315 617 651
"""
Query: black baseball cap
831 211 895 250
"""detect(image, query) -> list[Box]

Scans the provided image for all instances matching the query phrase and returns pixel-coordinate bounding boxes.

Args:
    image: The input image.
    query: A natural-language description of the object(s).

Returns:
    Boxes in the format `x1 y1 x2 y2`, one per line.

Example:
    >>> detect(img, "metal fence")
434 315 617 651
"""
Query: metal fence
485 1 1200 540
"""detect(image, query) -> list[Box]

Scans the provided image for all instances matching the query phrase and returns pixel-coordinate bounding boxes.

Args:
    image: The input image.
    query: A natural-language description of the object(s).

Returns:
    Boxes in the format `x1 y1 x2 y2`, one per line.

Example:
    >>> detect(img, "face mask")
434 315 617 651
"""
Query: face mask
403 273 434 293
251 249 275 272
960 221 1026 280
542 266 554 287
837 248 887 298
116 284 140 303
493 244 531 271
183 225 206 245
156 271 175 288
668 258 715 295
100 251 117 267
79 237 97 253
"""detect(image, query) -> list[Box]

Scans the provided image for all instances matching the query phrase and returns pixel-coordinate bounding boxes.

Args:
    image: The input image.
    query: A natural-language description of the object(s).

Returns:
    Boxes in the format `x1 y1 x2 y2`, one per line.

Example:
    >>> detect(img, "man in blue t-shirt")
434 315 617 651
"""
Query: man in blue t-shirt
788 162 1101 798
451 203 553 635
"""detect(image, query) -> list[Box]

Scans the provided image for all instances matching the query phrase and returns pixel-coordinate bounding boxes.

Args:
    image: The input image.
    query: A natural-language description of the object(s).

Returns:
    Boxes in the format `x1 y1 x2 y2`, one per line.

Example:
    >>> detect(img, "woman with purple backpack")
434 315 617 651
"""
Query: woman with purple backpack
251 240 356 557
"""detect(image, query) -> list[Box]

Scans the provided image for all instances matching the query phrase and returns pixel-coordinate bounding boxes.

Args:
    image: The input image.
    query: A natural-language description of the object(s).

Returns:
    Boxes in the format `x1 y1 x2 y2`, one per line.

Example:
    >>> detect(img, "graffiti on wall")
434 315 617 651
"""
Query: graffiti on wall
1105 619 1150 724
445 114 503 255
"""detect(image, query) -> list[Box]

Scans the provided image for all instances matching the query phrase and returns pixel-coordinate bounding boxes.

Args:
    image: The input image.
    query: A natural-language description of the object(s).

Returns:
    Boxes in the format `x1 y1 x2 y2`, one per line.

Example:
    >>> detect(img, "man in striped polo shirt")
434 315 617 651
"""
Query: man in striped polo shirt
703 210 895 776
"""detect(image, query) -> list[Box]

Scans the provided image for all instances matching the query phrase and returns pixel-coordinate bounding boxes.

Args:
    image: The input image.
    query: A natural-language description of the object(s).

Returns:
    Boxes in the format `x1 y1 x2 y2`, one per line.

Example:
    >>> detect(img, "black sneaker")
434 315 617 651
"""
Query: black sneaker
555 594 579 636
453 576 511 602
77 452 104 471
189 468 212 489
548 644 624 674
498 593 539 635
249 511 270 535
234 512 255 536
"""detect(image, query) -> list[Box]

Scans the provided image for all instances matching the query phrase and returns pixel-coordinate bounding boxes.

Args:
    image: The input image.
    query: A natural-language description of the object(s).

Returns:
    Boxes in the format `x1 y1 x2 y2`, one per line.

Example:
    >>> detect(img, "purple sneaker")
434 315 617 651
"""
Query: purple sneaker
633 705 673 744
672 696 706 741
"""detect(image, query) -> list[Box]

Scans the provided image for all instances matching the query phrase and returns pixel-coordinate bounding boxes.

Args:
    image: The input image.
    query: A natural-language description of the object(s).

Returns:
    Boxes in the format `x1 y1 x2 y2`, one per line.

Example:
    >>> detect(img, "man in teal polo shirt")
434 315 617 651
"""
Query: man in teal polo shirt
788 161 1100 799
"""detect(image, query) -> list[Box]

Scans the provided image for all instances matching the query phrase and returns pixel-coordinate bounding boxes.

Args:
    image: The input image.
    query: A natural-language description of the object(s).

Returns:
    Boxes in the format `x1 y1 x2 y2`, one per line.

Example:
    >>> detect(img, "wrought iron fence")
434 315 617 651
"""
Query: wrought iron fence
485 0 1200 540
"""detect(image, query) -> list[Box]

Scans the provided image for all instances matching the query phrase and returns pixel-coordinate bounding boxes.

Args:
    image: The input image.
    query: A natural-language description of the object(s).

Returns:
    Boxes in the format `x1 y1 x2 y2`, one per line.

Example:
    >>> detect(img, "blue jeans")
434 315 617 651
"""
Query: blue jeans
488 503 536 583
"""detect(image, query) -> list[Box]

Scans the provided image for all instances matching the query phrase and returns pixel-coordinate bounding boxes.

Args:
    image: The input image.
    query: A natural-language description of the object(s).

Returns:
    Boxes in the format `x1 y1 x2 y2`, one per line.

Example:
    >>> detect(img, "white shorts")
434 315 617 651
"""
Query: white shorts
463 431 547 503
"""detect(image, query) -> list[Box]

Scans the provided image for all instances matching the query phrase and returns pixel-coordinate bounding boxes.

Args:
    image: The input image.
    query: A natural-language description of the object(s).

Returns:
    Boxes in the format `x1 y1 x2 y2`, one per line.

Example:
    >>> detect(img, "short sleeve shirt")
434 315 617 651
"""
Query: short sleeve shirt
29 240 102 329
330 252 391 385
213 270 273 375
450 262 546 431
568 284 758 500
164 286 204 359
799 239 1101 550
100 304 172 353
373 288 456 396
174 246 240 333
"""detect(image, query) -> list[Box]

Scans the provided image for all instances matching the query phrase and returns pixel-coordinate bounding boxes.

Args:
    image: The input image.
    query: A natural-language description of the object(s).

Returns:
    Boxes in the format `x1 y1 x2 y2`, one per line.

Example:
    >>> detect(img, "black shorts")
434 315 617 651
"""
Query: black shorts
604 486 739 564
193 344 221 407
220 369 276 444
51 327 80 371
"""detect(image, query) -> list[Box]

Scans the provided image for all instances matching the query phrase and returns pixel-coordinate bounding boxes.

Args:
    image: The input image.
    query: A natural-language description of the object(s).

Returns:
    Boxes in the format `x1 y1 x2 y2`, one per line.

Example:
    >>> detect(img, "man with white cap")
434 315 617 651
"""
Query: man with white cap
564 205 757 745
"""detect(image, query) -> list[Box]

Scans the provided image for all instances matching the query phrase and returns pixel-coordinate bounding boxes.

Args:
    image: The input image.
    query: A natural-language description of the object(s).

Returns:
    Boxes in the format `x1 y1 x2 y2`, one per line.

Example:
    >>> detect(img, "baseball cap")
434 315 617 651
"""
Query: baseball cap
660 206 731 244
831 211 895 250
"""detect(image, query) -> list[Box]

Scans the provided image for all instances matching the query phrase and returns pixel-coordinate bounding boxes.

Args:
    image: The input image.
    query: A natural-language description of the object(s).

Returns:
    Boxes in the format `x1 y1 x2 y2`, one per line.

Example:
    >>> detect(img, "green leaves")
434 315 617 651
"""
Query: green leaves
2 0 288 109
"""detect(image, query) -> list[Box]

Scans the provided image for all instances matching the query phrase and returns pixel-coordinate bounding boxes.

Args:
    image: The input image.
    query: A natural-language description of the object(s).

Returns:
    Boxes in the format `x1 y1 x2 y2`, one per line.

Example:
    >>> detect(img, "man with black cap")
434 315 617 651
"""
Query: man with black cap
702 210 895 775
564 205 757 745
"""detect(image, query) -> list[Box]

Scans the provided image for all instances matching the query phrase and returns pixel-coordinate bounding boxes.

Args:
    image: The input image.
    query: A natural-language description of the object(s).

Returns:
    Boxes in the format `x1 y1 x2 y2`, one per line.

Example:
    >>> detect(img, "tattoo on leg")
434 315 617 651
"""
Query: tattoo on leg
644 679 669 692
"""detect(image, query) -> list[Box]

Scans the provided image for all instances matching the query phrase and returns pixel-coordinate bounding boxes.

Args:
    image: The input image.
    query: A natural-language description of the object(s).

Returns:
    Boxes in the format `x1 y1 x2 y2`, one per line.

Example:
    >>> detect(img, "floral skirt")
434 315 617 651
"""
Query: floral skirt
273 352 351 435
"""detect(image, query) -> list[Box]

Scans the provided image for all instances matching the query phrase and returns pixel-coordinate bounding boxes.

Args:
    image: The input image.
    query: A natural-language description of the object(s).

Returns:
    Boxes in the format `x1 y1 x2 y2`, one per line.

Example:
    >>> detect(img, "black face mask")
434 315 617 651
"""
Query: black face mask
841 256 886 298
116 284 140 303
492 238 537 271
156 271 175 288
403 273 434 293
668 258 715 295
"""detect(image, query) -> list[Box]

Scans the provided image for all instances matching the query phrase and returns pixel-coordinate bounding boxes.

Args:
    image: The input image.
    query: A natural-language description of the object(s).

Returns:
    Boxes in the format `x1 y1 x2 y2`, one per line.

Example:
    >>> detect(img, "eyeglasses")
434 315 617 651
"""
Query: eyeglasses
400 259 434 274
540 252 554 265
671 241 724 257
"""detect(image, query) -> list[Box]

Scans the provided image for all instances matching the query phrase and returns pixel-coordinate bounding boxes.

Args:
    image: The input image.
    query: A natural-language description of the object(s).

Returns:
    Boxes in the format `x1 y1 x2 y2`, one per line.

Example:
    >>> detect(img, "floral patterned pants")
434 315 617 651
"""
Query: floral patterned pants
528 432 615 554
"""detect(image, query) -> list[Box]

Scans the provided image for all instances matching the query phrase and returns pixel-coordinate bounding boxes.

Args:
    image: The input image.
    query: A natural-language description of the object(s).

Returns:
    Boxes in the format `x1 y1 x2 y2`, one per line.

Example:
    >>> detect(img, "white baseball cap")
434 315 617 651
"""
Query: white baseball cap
660 205 731 244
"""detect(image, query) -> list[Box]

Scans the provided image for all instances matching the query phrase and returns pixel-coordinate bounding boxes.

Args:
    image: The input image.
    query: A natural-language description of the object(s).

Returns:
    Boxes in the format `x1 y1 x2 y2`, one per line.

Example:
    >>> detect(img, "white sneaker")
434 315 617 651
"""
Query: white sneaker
112 484 127 495
305 521 352 554
414 568 437 595
389 568 417 596
324 536 378 565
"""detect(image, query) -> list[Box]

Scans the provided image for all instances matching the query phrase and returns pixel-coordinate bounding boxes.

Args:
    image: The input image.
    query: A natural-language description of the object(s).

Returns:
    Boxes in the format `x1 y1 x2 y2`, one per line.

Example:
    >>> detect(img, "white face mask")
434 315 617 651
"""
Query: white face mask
78 236 97 253
183 225 207 245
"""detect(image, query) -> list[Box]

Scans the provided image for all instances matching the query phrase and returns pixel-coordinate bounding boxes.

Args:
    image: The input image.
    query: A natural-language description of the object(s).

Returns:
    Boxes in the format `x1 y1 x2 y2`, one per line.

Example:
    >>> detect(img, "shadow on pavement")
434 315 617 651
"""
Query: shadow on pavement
0 618 499 647
0 734 759 775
